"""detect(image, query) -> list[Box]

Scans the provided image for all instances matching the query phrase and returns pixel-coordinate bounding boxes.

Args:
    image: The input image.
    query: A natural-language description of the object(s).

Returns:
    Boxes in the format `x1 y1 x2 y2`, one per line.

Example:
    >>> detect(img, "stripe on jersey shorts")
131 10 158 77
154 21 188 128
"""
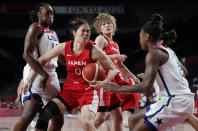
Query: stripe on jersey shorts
142 95 194 131
22 64 61 106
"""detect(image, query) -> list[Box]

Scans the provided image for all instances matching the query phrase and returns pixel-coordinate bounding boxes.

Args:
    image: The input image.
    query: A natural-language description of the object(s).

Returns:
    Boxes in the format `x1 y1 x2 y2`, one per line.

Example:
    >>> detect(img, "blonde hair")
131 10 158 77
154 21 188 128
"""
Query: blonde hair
94 13 117 36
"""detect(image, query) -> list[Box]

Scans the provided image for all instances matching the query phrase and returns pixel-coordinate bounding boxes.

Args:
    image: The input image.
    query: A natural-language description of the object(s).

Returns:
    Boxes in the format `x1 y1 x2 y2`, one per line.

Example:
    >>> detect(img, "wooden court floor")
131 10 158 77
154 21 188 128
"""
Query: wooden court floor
0 116 196 131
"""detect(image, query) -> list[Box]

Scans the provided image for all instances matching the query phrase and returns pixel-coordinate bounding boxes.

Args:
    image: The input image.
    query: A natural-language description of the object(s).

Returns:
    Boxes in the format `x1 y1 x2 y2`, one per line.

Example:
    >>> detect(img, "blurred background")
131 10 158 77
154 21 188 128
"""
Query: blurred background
0 0 198 110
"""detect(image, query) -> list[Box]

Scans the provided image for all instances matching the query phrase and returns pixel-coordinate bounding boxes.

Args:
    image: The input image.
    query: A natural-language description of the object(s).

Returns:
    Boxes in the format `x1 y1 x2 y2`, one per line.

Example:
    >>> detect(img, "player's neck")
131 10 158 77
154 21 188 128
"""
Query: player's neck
103 34 112 40
73 41 86 54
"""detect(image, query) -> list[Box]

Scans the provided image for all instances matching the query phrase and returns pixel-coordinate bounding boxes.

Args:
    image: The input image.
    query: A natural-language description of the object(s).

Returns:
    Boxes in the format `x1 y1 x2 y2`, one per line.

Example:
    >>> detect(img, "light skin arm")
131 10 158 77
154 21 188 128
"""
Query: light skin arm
95 35 138 83
103 49 168 93
91 45 118 88
23 23 48 77
95 35 127 62
116 60 139 83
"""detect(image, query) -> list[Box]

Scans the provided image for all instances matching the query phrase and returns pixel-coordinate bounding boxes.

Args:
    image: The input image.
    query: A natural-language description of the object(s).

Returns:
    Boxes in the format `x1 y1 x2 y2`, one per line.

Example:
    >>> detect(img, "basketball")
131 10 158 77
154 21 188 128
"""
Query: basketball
82 63 106 83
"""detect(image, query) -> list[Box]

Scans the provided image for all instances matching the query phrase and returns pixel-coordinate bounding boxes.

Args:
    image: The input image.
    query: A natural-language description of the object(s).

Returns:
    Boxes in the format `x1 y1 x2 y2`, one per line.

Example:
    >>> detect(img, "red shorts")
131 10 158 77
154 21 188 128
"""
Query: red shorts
98 72 125 111
119 93 140 112
58 82 99 114
115 75 140 112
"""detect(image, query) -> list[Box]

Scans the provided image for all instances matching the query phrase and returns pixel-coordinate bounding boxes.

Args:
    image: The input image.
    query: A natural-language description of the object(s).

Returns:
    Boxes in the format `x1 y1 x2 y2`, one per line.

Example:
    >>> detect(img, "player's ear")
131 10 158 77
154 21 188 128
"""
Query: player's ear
145 33 150 41
72 30 76 37
37 11 41 19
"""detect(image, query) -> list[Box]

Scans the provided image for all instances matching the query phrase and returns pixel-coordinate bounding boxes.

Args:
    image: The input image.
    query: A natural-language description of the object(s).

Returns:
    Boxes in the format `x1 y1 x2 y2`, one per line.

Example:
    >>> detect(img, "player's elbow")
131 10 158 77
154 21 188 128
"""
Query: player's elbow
38 58 46 66
23 51 31 62
141 82 153 92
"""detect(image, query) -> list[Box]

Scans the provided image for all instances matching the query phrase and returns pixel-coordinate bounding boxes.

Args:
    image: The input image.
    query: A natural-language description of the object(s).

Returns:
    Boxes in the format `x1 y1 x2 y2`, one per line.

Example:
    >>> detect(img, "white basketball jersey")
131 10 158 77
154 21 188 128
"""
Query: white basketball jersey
153 45 193 97
33 26 59 70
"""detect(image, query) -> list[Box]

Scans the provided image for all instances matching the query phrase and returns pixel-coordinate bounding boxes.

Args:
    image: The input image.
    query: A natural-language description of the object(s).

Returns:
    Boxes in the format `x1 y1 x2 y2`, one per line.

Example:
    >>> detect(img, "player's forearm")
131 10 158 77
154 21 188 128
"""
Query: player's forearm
119 83 148 93
117 63 135 78
104 69 118 83
24 53 47 76
107 54 118 59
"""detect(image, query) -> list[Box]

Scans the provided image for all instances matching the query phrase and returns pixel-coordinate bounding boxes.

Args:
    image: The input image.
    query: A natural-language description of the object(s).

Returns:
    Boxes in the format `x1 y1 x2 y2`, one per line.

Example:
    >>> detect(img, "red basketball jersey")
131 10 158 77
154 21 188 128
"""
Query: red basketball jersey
103 36 120 65
64 40 95 87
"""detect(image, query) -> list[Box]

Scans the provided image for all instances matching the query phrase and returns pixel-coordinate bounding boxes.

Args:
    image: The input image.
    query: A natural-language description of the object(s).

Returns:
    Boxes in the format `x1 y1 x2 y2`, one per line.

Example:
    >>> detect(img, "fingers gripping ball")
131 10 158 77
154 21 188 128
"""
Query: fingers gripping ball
82 63 105 83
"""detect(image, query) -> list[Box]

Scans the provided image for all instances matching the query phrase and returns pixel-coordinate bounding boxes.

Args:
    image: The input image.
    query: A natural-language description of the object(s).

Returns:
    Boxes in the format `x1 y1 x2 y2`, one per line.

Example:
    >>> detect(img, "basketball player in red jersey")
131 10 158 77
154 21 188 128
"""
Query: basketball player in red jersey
24 18 118 131
14 3 64 131
93 13 140 130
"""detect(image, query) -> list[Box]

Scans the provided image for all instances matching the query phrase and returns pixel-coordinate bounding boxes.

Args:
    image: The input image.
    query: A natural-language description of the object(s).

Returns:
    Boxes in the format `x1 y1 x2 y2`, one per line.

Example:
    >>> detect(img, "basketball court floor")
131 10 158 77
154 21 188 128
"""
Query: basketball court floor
0 116 195 131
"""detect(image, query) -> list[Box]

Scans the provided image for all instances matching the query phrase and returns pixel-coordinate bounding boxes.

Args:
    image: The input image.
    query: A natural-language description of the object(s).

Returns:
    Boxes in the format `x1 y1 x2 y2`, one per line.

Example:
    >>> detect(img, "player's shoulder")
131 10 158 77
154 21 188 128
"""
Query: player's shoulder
29 22 42 32
95 35 108 47
147 48 169 63
96 35 107 42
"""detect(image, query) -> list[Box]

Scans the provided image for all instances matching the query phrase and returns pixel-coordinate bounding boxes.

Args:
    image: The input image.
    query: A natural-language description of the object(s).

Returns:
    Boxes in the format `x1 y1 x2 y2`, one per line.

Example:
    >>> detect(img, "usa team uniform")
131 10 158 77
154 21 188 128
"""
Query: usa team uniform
22 26 61 105
56 40 99 114
142 44 194 131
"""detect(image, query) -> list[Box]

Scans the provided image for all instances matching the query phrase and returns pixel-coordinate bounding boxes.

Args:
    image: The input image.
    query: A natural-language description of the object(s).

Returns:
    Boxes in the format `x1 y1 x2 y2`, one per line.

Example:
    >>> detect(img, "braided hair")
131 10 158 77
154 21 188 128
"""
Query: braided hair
29 3 50 23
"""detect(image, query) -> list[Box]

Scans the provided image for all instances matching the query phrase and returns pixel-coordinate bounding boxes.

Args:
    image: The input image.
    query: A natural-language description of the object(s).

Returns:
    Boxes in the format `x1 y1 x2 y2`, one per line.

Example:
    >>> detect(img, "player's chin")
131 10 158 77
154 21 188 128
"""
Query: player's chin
47 20 53 25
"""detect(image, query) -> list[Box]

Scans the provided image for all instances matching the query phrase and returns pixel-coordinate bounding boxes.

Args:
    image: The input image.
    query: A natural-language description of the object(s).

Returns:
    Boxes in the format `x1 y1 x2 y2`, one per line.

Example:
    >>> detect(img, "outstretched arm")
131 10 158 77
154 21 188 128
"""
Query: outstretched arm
103 49 168 93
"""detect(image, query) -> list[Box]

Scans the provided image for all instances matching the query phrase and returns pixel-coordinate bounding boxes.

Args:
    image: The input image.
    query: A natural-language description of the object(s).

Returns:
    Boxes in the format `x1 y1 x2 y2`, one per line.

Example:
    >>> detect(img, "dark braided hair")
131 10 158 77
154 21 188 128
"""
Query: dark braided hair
160 29 177 46
141 13 164 40
29 3 50 23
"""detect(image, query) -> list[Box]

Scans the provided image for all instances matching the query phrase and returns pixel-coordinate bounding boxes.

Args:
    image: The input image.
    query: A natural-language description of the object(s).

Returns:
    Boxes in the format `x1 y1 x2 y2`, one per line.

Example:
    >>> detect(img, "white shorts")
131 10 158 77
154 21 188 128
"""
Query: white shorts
142 95 194 131
22 64 61 105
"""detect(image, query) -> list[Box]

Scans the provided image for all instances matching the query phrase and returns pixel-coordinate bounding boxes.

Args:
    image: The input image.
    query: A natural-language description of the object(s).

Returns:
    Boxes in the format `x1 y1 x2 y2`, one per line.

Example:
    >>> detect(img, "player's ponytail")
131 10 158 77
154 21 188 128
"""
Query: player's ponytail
141 13 164 39
160 29 177 46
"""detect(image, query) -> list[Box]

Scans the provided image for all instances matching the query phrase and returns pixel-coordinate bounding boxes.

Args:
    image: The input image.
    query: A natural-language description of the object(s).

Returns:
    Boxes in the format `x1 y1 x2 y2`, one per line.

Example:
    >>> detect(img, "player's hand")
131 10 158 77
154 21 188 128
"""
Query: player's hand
103 82 122 92
132 75 140 84
117 54 127 62
137 73 144 79
40 73 49 90
22 79 32 93
90 80 106 89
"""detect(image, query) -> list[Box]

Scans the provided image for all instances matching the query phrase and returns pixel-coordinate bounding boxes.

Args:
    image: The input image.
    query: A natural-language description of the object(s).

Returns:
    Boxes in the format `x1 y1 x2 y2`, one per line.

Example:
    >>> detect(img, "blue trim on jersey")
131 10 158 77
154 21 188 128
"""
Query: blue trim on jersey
157 69 171 97
142 96 173 119
146 105 151 112
142 105 151 118
144 119 158 131
22 90 42 103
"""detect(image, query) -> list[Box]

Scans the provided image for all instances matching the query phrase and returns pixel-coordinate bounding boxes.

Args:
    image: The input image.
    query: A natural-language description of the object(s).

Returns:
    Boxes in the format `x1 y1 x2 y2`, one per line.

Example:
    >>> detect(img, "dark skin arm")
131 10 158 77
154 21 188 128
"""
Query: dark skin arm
58 55 66 65
103 49 169 93
23 23 48 78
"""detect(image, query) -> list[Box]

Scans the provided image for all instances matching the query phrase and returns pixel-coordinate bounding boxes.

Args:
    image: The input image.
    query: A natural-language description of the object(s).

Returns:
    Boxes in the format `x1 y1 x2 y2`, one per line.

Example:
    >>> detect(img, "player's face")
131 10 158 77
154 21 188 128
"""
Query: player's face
139 30 148 50
38 5 54 26
74 24 90 44
100 21 114 35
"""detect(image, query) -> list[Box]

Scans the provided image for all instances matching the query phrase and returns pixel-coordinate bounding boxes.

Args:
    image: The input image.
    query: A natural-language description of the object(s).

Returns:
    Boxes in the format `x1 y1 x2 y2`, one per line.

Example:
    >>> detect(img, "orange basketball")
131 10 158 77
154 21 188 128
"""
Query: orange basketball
82 63 106 83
